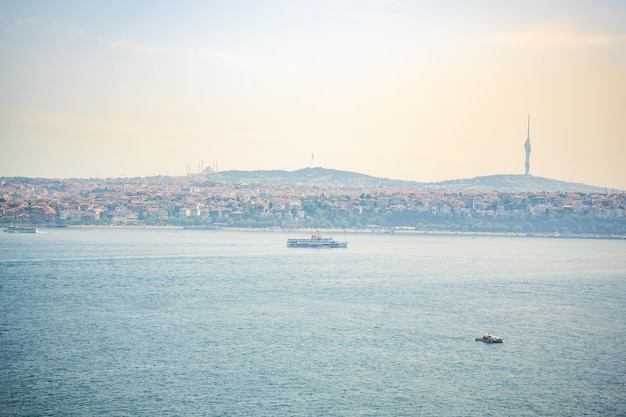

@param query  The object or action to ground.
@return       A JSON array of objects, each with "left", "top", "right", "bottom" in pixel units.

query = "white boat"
[
  {"left": 3, "top": 225, "right": 37, "bottom": 233},
  {"left": 287, "top": 232, "right": 348, "bottom": 248},
  {"left": 475, "top": 333, "right": 503, "bottom": 343}
]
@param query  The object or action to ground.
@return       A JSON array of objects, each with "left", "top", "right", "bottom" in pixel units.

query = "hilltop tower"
[{"left": 524, "top": 114, "right": 531, "bottom": 175}]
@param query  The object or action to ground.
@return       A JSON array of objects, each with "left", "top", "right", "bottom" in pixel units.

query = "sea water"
[{"left": 1, "top": 228, "right": 625, "bottom": 416}]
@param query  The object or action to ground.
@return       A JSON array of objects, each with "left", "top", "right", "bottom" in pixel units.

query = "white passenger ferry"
[
  {"left": 287, "top": 232, "right": 348, "bottom": 248},
  {"left": 3, "top": 225, "right": 38, "bottom": 233}
]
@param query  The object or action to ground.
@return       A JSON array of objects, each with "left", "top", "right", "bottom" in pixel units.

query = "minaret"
[{"left": 524, "top": 114, "right": 531, "bottom": 175}]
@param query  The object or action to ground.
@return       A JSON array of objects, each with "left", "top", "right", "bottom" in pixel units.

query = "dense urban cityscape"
[{"left": 1, "top": 172, "right": 625, "bottom": 237}]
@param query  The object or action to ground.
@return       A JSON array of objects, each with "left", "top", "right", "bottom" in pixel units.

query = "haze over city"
[{"left": 1, "top": 1, "right": 625, "bottom": 189}]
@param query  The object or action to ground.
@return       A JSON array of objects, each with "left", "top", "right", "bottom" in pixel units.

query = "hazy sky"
[{"left": 1, "top": 1, "right": 625, "bottom": 188}]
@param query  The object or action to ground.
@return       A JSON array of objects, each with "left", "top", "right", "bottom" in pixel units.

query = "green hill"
[{"left": 204, "top": 168, "right": 608, "bottom": 193}]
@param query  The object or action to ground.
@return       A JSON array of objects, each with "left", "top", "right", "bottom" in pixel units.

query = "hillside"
[
  {"left": 431, "top": 174, "right": 608, "bottom": 193},
  {"left": 204, "top": 167, "right": 421, "bottom": 188},
  {"left": 204, "top": 168, "right": 608, "bottom": 193}
]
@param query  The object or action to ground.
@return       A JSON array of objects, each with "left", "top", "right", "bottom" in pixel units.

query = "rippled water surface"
[{"left": 1, "top": 228, "right": 625, "bottom": 416}]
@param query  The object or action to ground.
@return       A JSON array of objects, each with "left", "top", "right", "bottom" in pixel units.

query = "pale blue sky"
[{"left": 1, "top": 1, "right": 625, "bottom": 188}]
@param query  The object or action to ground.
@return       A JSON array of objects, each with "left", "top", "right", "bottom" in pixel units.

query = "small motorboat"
[{"left": 475, "top": 333, "right": 503, "bottom": 343}]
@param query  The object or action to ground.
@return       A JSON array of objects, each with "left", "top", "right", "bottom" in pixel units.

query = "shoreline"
[{"left": 26, "top": 224, "right": 626, "bottom": 240}]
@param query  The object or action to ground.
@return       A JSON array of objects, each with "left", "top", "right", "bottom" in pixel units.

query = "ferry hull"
[{"left": 4, "top": 226, "right": 37, "bottom": 233}]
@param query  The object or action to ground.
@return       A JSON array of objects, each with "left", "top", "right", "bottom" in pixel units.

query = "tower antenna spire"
[{"left": 524, "top": 114, "right": 532, "bottom": 175}]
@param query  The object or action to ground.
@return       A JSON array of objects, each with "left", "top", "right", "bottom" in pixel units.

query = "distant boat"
[
  {"left": 287, "top": 232, "right": 348, "bottom": 248},
  {"left": 475, "top": 333, "right": 503, "bottom": 343},
  {"left": 4, "top": 225, "right": 37, "bottom": 233}
]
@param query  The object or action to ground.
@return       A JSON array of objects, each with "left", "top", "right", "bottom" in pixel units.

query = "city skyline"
[{"left": 1, "top": 1, "right": 625, "bottom": 189}]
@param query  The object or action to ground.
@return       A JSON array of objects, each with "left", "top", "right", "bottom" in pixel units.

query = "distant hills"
[
  {"left": 432, "top": 174, "right": 610, "bottom": 193},
  {"left": 2, "top": 168, "right": 612, "bottom": 193},
  {"left": 204, "top": 167, "right": 609, "bottom": 193},
  {"left": 205, "top": 167, "right": 413, "bottom": 188}
]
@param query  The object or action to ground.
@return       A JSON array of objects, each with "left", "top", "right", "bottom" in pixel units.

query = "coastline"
[{"left": 29, "top": 224, "right": 626, "bottom": 240}]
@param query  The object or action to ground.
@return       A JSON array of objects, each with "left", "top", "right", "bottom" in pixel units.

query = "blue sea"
[{"left": 1, "top": 228, "right": 625, "bottom": 416}]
